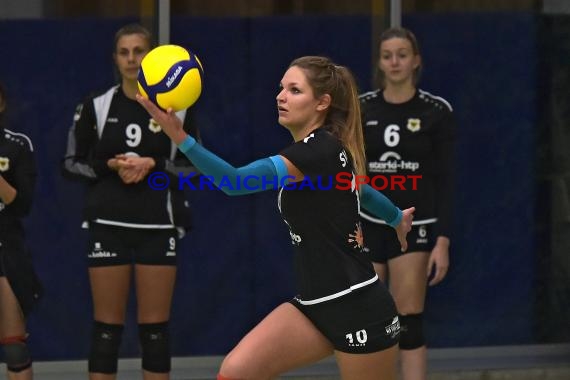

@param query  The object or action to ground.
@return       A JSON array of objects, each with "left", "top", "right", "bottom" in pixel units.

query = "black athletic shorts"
[
  {"left": 87, "top": 223, "right": 178, "bottom": 267},
  {"left": 0, "top": 237, "right": 26, "bottom": 277},
  {"left": 361, "top": 220, "right": 435, "bottom": 264},
  {"left": 290, "top": 281, "right": 400, "bottom": 353},
  {"left": 0, "top": 236, "right": 43, "bottom": 316}
]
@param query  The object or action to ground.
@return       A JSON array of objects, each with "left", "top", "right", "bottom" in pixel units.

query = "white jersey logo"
[
  {"left": 303, "top": 133, "right": 315, "bottom": 143},
  {"left": 368, "top": 151, "right": 420, "bottom": 173}
]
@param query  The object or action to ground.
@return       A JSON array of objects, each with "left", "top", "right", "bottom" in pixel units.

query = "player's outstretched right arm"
[{"left": 136, "top": 93, "right": 291, "bottom": 195}]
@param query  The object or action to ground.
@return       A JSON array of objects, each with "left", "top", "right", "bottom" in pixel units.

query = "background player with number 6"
[{"left": 359, "top": 27, "right": 456, "bottom": 380}]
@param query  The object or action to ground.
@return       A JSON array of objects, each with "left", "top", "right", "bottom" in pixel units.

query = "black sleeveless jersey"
[
  {"left": 359, "top": 89, "right": 456, "bottom": 238},
  {"left": 279, "top": 128, "right": 379, "bottom": 305},
  {"left": 63, "top": 85, "right": 199, "bottom": 229},
  {"left": 0, "top": 127, "right": 36, "bottom": 240}
]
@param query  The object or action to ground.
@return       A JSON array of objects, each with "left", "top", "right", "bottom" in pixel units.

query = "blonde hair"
[{"left": 289, "top": 56, "right": 366, "bottom": 176}]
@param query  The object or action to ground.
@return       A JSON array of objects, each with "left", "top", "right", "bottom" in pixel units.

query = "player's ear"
[
  {"left": 316, "top": 94, "right": 331, "bottom": 112},
  {"left": 413, "top": 54, "right": 421, "bottom": 70}
]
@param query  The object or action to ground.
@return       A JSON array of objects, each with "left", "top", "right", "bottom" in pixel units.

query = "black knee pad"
[
  {"left": 139, "top": 321, "right": 171, "bottom": 373},
  {"left": 1, "top": 336, "right": 31, "bottom": 373},
  {"left": 88, "top": 321, "right": 124, "bottom": 374},
  {"left": 398, "top": 313, "right": 425, "bottom": 350}
]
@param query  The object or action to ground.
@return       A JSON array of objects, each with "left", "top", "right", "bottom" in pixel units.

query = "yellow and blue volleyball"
[{"left": 137, "top": 44, "right": 204, "bottom": 111}]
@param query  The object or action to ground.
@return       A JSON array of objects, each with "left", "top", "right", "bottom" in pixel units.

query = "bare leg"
[
  {"left": 88, "top": 265, "right": 132, "bottom": 380},
  {"left": 400, "top": 346, "right": 426, "bottom": 380},
  {"left": 0, "top": 277, "right": 32, "bottom": 380},
  {"left": 335, "top": 345, "right": 398, "bottom": 380},
  {"left": 135, "top": 264, "right": 177, "bottom": 380},
  {"left": 388, "top": 252, "right": 429, "bottom": 380},
  {"left": 219, "top": 303, "right": 334, "bottom": 379}
]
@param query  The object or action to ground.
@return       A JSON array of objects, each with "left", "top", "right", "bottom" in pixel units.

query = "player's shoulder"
[
  {"left": 3, "top": 129, "right": 34, "bottom": 152},
  {"left": 74, "top": 85, "right": 120, "bottom": 118},
  {"left": 297, "top": 128, "right": 338, "bottom": 151},
  {"left": 310, "top": 129, "right": 345, "bottom": 158},
  {"left": 417, "top": 89, "right": 454, "bottom": 113},
  {"left": 76, "top": 85, "right": 120, "bottom": 108},
  {"left": 287, "top": 129, "right": 344, "bottom": 170},
  {"left": 87, "top": 85, "right": 120, "bottom": 103},
  {"left": 358, "top": 89, "right": 381, "bottom": 104}
]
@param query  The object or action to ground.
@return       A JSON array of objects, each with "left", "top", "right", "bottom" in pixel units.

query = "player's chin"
[
  {"left": 122, "top": 71, "right": 139, "bottom": 81},
  {"left": 277, "top": 115, "right": 289, "bottom": 127}
]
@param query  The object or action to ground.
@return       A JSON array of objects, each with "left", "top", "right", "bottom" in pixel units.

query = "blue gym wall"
[{"left": 0, "top": 12, "right": 537, "bottom": 360}]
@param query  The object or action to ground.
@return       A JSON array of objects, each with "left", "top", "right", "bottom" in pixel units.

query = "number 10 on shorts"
[{"left": 346, "top": 329, "right": 368, "bottom": 346}]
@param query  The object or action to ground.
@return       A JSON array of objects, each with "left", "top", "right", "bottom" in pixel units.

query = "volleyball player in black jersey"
[
  {"left": 0, "top": 82, "right": 42, "bottom": 379},
  {"left": 359, "top": 27, "right": 456, "bottom": 380},
  {"left": 137, "top": 56, "right": 414, "bottom": 380},
  {"left": 62, "top": 24, "right": 200, "bottom": 380}
]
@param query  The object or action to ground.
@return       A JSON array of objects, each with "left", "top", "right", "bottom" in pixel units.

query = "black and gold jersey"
[
  {"left": 279, "top": 128, "right": 380, "bottom": 304},
  {"left": 360, "top": 89, "right": 456, "bottom": 238},
  {"left": 63, "top": 85, "right": 199, "bottom": 230},
  {"left": 0, "top": 127, "right": 36, "bottom": 239}
]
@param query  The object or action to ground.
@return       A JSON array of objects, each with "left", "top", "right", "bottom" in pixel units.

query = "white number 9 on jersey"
[{"left": 125, "top": 124, "right": 142, "bottom": 147}]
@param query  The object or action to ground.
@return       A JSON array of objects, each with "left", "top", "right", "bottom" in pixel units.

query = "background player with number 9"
[{"left": 62, "top": 23, "right": 201, "bottom": 380}]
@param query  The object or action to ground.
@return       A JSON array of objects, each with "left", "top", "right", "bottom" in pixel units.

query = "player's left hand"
[
  {"left": 396, "top": 207, "right": 415, "bottom": 252},
  {"left": 427, "top": 237, "right": 450, "bottom": 286}
]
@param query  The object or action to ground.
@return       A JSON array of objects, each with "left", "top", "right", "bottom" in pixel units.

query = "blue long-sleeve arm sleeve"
[
  {"left": 177, "top": 135, "right": 290, "bottom": 195},
  {"left": 359, "top": 184, "right": 402, "bottom": 228}
]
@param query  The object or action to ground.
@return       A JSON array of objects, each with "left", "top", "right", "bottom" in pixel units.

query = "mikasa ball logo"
[{"left": 166, "top": 65, "right": 183, "bottom": 88}]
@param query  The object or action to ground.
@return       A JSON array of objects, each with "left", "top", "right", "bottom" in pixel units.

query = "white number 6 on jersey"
[{"left": 384, "top": 124, "right": 400, "bottom": 147}]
